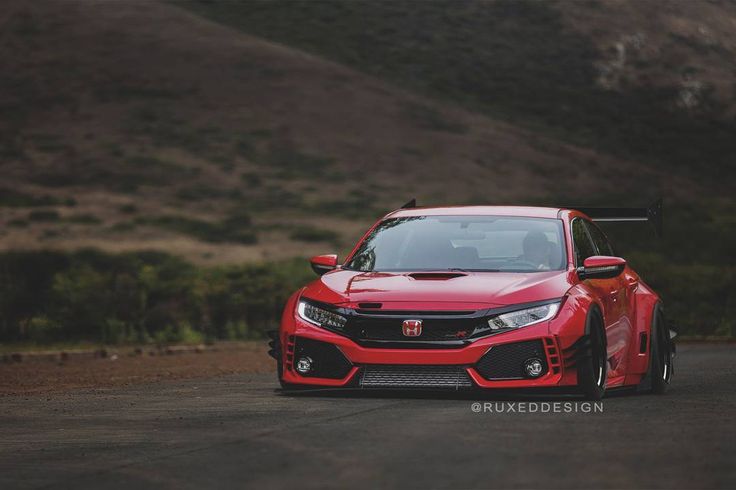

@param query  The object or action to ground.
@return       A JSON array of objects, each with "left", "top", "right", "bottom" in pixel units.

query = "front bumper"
[{"left": 280, "top": 319, "right": 570, "bottom": 390}]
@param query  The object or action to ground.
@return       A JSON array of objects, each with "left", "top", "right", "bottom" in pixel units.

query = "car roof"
[{"left": 386, "top": 206, "right": 565, "bottom": 219}]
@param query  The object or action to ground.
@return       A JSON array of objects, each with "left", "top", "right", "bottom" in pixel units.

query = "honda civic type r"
[{"left": 269, "top": 202, "right": 674, "bottom": 399}]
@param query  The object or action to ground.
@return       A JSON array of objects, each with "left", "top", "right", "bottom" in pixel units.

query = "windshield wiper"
[{"left": 448, "top": 268, "right": 501, "bottom": 273}]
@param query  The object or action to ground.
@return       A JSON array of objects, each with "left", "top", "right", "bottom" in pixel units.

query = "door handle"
[{"left": 626, "top": 278, "right": 639, "bottom": 291}]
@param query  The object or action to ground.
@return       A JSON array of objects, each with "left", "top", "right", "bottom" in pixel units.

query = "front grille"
[
  {"left": 348, "top": 316, "right": 478, "bottom": 341},
  {"left": 359, "top": 364, "right": 474, "bottom": 390},
  {"left": 300, "top": 297, "right": 563, "bottom": 350},
  {"left": 293, "top": 337, "right": 353, "bottom": 379},
  {"left": 475, "top": 340, "right": 548, "bottom": 380},
  {"left": 341, "top": 310, "right": 485, "bottom": 348}
]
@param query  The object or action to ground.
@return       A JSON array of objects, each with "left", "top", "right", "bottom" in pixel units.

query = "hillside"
[
  {"left": 0, "top": 0, "right": 733, "bottom": 339},
  {"left": 0, "top": 0, "right": 699, "bottom": 265},
  {"left": 183, "top": 0, "right": 736, "bottom": 188}
]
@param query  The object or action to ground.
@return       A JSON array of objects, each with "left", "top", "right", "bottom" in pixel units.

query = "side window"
[
  {"left": 585, "top": 221, "right": 614, "bottom": 256},
  {"left": 571, "top": 219, "right": 596, "bottom": 266}
]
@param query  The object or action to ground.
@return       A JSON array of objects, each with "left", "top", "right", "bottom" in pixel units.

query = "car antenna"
[{"left": 401, "top": 198, "right": 417, "bottom": 209}]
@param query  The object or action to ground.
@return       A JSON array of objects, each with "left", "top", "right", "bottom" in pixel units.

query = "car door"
[
  {"left": 583, "top": 220, "right": 630, "bottom": 379},
  {"left": 571, "top": 218, "right": 619, "bottom": 376}
]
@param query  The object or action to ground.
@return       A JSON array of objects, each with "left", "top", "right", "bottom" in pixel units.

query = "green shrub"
[
  {"left": 0, "top": 250, "right": 315, "bottom": 345},
  {"left": 67, "top": 214, "right": 101, "bottom": 225},
  {"left": 28, "top": 210, "right": 61, "bottom": 222},
  {"left": 8, "top": 218, "right": 28, "bottom": 228},
  {"left": 26, "top": 316, "right": 63, "bottom": 343},
  {"left": 0, "top": 188, "right": 62, "bottom": 207},
  {"left": 138, "top": 214, "right": 258, "bottom": 244},
  {"left": 118, "top": 203, "right": 138, "bottom": 214},
  {"left": 289, "top": 225, "right": 340, "bottom": 245}
]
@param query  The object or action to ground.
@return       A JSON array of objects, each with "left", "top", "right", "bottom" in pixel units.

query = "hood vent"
[
  {"left": 358, "top": 302, "right": 382, "bottom": 309},
  {"left": 408, "top": 272, "right": 467, "bottom": 280}
]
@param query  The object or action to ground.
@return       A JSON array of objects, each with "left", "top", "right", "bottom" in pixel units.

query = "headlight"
[
  {"left": 297, "top": 301, "right": 347, "bottom": 330},
  {"left": 488, "top": 302, "right": 560, "bottom": 331}
]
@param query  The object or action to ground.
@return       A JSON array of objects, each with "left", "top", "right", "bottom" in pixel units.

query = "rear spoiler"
[{"left": 569, "top": 198, "right": 663, "bottom": 237}]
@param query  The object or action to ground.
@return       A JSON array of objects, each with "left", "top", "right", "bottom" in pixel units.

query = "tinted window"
[
  {"left": 572, "top": 219, "right": 596, "bottom": 266},
  {"left": 585, "top": 221, "right": 614, "bottom": 256},
  {"left": 346, "top": 216, "right": 566, "bottom": 272}
]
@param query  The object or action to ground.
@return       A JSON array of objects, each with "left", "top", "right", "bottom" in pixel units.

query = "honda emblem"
[{"left": 402, "top": 319, "right": 423, "bottom": 337}]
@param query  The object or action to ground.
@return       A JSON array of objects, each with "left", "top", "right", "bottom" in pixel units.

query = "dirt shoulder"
[{"left": 0, "top": 342, "right": 274, "bottom": 396}]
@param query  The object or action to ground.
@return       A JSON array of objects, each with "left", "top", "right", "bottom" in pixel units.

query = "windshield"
[{"left": 346, "top": 215, "right": 566, "bottom": 272}]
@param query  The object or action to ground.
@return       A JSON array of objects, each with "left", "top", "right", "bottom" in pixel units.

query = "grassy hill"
[
  {"left": 183, "top": 0, "right": 736, "bottom": 185},
  {"left": 0, "top": 0, "right": 733, "bottom": 341},
  {"left": 1, "top": 0, "right": 703, "bottom": 263}
]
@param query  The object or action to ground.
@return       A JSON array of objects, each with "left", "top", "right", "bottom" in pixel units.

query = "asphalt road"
[{"left": 1, "top": 344, "right": 734, "bottom": 490}]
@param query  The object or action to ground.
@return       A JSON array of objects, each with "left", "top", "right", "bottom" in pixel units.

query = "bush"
[
  {"left": 0, "top": 250, "right": 314, "bottom": 345},
  {"left": 0, "top": 188, "right": 62, "bottom": 207},
  {"left": 26, "top": 316, "right": 63, "bottom": 343},
  {"left": 67, "top": 214, "right": 101, "bottom": 225},
  {"left": 138, "top": 214, "right": 258, "bottom": 244},
  {"left": 28, "top": 210, "right": 61, "bottom": 222},
  {"left": 289, "top": 225, "right": 340, "bottom": 244}
]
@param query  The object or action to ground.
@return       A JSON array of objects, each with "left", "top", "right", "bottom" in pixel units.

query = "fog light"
[
  {"left": 524, "top": 358, "right": 544, "bottom": 378},
  {"left": 296, "top": 356, "right": 313, "bottom": 374}
]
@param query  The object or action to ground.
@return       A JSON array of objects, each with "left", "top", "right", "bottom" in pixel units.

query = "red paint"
[{"left": 278, "top": 206, "right": 661, "bottom": 393}]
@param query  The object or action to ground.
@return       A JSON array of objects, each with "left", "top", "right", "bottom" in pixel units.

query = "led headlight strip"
[
  {"left": 298, "top": 301, "right": 347, "bottom": 330},
  {"left": 488, "top": 302, "right": 560, "bottom": 331}
]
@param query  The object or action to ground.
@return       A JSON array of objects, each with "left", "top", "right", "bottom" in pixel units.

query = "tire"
[
  {"left": 577, "top": 308, "right": 607, "bottom": 400},
  {"left": 649, "top": 306, "right": 673, "bottom": 394}
]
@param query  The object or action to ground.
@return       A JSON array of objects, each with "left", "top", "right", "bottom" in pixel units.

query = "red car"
[{"left": 269, "top": 201, "right": 674, "bottom": 399}]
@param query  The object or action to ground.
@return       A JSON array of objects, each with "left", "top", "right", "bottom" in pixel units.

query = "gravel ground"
[{"left": 0, "top": 342, "right": 271, "bottom": 396}]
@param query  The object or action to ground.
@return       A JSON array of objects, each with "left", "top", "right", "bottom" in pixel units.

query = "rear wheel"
[
  {"left": 577, "top": 308, "right": 607, "bottom": 400},
  {"left": 649, "top": 306, "right": 673, "bottom": 394}
]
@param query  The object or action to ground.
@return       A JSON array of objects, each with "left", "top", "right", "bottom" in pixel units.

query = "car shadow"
[{"left": 275, "top": 386, "right": 597, "bottom": 402}]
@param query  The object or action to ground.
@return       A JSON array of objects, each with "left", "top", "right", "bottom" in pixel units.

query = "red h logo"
[{"left": 402, "top": 319, "right": 423, "bottom": 337}]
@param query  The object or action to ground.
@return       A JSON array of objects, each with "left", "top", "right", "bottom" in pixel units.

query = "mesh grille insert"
[
  {"left": 293, "top": 337, "right": 352, "bottom": 379},
  {"left": 475, "top": 340, "right": 548, "bottom": 380},
  {"left": 359, "top": 364, "right": 474, "bottom": 390}
]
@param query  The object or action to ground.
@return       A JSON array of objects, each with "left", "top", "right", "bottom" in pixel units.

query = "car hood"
[{"left": 302, "top": 269, "right": 572, "bottom": 309}]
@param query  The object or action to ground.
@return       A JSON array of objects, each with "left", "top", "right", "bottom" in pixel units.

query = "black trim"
[
  {"left": 356, "top": 339, "right": 471, "bottom": 349},
  {"left": 475, "top": 339, "right": 548, "bottom": 380},
  {"left": 267, "top": 329, "right": 280, "bottom": 360},
  {"left": 400, "top": 198, "right": 417, "bottom": 209},
  {"left": 568, "top": 198, "right": 663, "bottom": 237},
  {"left": 299, "top": 297, "right": 562, "bottom": 348},
  {"left": 293, "top": 337, "right": 353, "bottom": 379}
]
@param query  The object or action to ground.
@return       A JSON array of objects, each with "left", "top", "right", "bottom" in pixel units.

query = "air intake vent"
[
  {"left": 359, "top": 365, "right": 473, "bottom": 390},
  {"left": 475, "top": 340, "right": 548, "bottom": 380},
  {"left": 358, "top": 302, "right": 382, "bottom": 309},
  {"left": 408, "top": 272, "right": 466, "bottom": 280},
  {"left": 639, "top": 332, "right": 648, "bottom": 354}
]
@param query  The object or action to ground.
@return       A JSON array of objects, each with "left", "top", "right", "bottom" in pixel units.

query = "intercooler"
[{"left": 358, "top": 364, "right": 474, "bottom": 390}]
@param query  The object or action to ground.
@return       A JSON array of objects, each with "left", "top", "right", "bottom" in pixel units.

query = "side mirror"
[
  {"left": 310, "top": 254, "right": 338, "bottom": 276},
  {"left": 579, "top": 256, "right": 626, "bottom": 280}
]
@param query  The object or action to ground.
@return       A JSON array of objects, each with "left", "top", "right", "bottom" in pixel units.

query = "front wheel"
[{"left": 577, "top": 308, "right": 607, "bottom": 400}]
